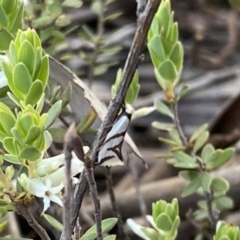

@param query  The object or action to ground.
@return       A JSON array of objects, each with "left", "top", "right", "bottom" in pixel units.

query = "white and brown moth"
[{"left": 96, "top": 104, "right": 134, "bottom": 167}]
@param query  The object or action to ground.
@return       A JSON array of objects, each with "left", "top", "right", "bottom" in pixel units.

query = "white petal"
[
  {"left": 45, "top": 178, "right": 52, "bottom": 189},
  {"left": 127, "top": 219, "right": 152, "bottom": 240},
  {"left": 50, "top": 183, "right": 64, "bottom": 195},
  {"left": 47, "top": 159, "right": 83, "bottom": 187},
  {"left": 28, "top": 179, "right": 46, "bottom": 197},
  {"left": 71, "top": 158, "right": 84, "bottom": 176},
  {"left": 39, "top": 153, "right": 65, "bottom": 167},
  {"left": 49, "top": 194, "right": 63, "bottom": 207},
  {"left": 42, "top": 197, "right": 51, "bottom": 213}
]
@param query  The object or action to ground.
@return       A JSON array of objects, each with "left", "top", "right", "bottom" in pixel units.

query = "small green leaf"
[
  {"left": 201, "top": 172, "right": 211, "bottom": 191},
  {"left": 24, "top": 126, "right": 42, "bottom": 144},
  {"left": 43, "top": 214, "right": 63, "bottom": 232},
  {"left": 16, "top": 165, "right": 28, "bottom": 192},
  {"left": 25, "top": 80, "right": 44, "bottom": 106},
  {"left": 169, "top": 129, "right": 182, "bottom": 145},
  {"left": 179, "top": 170, "right": 200, "bottom": 181},
  {"left": 152, "top": 121, "right": 175, "bottom": 131},
  {"left": 13, "top": 63, "right": 32, "bottom": 96},
  {"left": 170, "top": 217, "right": 180, "bottom": 237},
  {"left": 154, "top": 99, "right": 173, "bottom": 118},
  {"left": 44, "top": 100, "right": 62, "bottom": 130},
  {"left": 178, "top": 84, "right": 189, "bottom": 100},
  {"left": 0, "top": 27, "right": 14, "bottom": 51},
  {"left": 169, "top": 42, "right": 183, "bottom": 71},
  {"left": 215, "top": 196, "right": 234, "bottom": 210},
  {"left": 18, "top": 114, "right": 34, "bottom": 135},
  {"left": 201, "top": 144, "right": 214, "bottom": 162},
  {"left": 190, "top": 124, "right": 208, "bottom": 143},
  {"left": 174, "top": 162, "right": 198, "bottom": 169},
  {"left": 37, "top": 55, "right": 49, "bottom": 87},
  {"left": 211, "top": 178, "right": 229, "bottom": 196},
  {"left": 3, "top": 154, "right": 20, "bottom": 164},
  {"left": 157, "top": 5, "right": 171, "bottom": 38},
  {"left": 0, "top": 110, "right": 15, "bottom": 135},
  {"left": 3, "top": 137, "right": 16, "bottom": 155},
  {"left": 158, "top": 60, "right": 177, "bottom": 82},
  {"left": 155, "top": 213, "right": 172, "bottom": 231},
  {"left": 81, "top": 218, "right": 118, "bottom": 240},
  {"left": 173, "top": 151, "right": 196, "bottom": 163},
  {"left": 206, "top": 148, "right": 235, "bottom": 170},
  {"left": 148, "top": 35, "right": 165, "bottom": 67},
  {"left": 19, "top": 147, "right": 42, "bottom": 161},
  {"left": 193, "top": 131, "right": 209, "bottom": 153},
  {"left": 181, "top": 175, "right": 201, "bottom": 197},
  {"left": 17, "top": 40, "right": 35, "bottom": 76}
]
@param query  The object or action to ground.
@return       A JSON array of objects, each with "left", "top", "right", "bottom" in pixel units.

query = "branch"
[
  {"left": 85, "top": 156, "right": 102, "bottom": 240},
  {"left": 16, "top": 204, "right": 51, "bottom": 240},
  {"left": 70, "top": 0, "right": 160, "bottom": 232},
  {"left": 60, "top": 128, "right": 74, "bottom": 240}
]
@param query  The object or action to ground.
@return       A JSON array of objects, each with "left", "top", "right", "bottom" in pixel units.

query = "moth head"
[{"left": 125, "top": 104, "right": 134, "bottom": 115}]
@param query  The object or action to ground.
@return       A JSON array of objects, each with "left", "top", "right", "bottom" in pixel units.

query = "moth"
[{"left": 96, "top": 104, "right": 135, "bottom": 167}]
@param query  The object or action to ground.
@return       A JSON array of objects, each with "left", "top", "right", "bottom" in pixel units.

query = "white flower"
[
  {"left": 35, "top": 146, "right": 89, "bottom": 186},
  {"left": 27, "top": 177, "right": 64, "bottom": 214}
]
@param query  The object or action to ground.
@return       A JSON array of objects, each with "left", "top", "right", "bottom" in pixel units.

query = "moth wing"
[
  {"left": 104, "top": 115, "right": 130, "bottom": 143},
  {"left": 97, "top": 145, "right": 124, "bottom": 166}
]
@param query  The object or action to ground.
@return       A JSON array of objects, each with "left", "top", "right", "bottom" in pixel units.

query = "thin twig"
[
  {"left": 71, "top": 169, "right": 88, "bottom": 230},
  {"left": 171, "top": 103, "right": 188, "bottom": 147},
  {"left": 16, "top": 204, "right": 51, "bottom": 240},
  {"left": 85, "top": 156, "right": 102, "bottom": 240},
  {"left": 60, "top": 148, "right": 73, "bottom": 240},
  {"left": 88, "top": 0, "right": 106, "bottom": 88},
  {"left": 104, "top": 167, "right": 128, "bottom": 240},
  {"left": 171, "top": 101, "right": 217, "bottom": 231},
  {"left": 70, "top": 0, "right": 160, "bottom": 232},
  {"left": 129, "top": 160, "right": 148, "bottom": 227}
]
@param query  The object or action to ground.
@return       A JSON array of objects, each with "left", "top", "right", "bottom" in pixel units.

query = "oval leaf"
[
  {"left": 44, "top": 100, "right": 62, "bottom": 130},
  {"left": 43, "top": 214, "right": 63, "bottom": 232},
  {"left": 19, "top": 147, "right": 42, "bottom": 161}
]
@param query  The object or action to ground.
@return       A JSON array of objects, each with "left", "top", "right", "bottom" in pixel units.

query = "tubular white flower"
[{"left": 35, "top": 146, "right": 90, "bottom": 186}]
